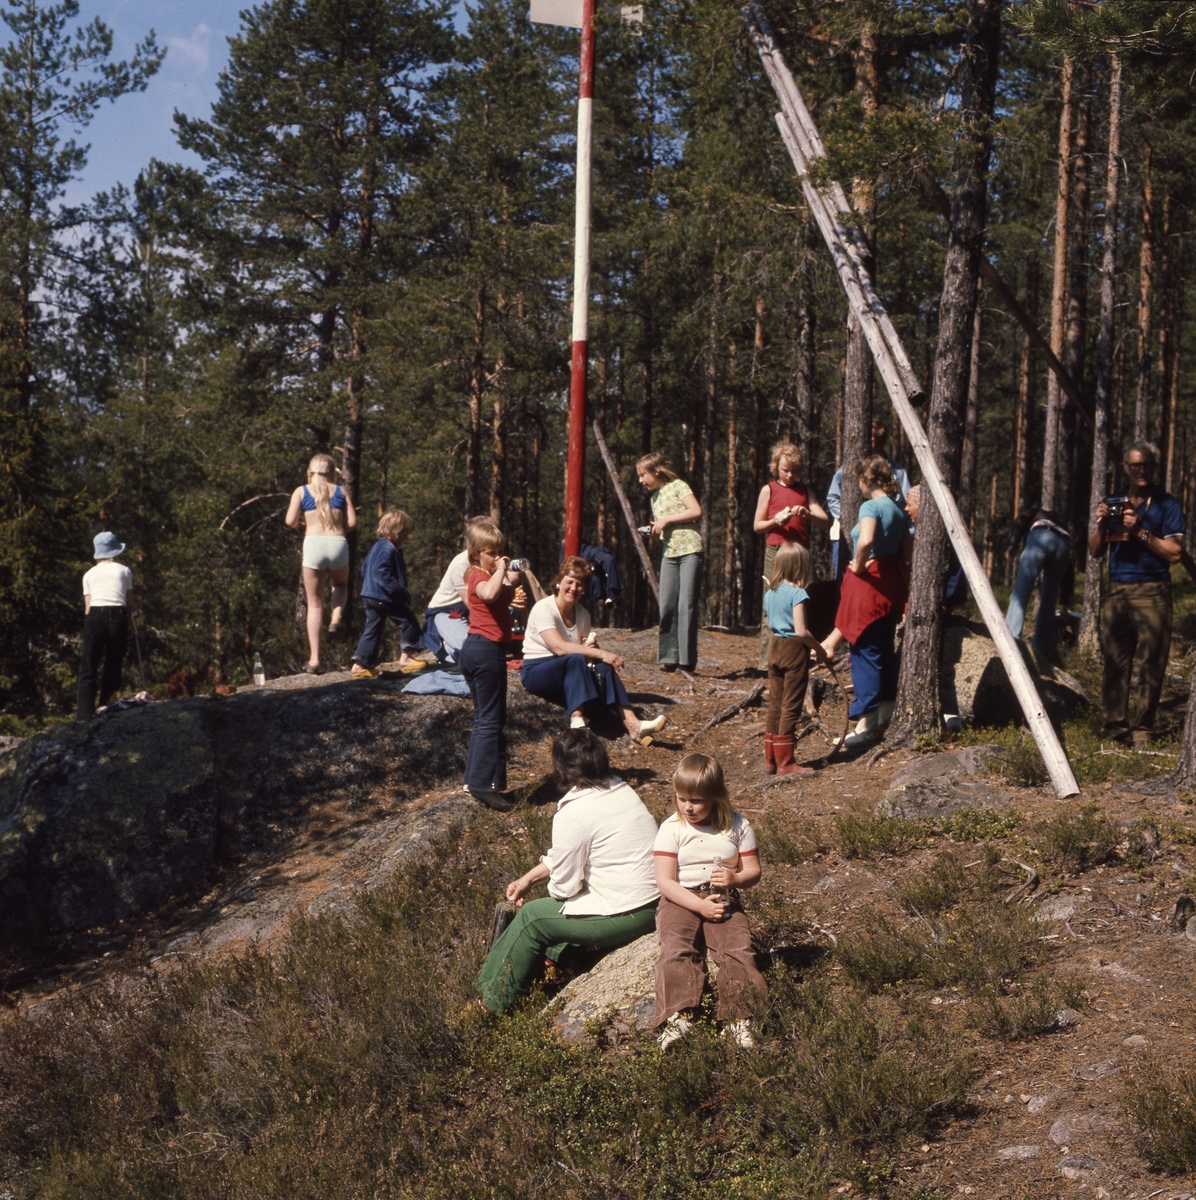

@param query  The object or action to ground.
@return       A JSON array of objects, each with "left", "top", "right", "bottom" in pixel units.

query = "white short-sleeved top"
[
  {"left": 653, "top": 811, "right": 758, "bottom": 889},
  {"left": 522, "top": 595, "right": 592, "bottom": 661},
  {"left": 427, "top": 550, "right": 469, "bottom": 610},
  {"left": 83, "top": 560, "right": 133, "bottom": 607}
]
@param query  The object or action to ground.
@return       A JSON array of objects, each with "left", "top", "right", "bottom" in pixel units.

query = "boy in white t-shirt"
[{"left": 76, "top": 531, "right": 134, "bottom": 719}]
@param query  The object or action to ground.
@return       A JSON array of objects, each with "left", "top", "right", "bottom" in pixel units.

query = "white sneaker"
[
  {"left": 634, "top": 714, "right": 667, "bottom": 744},
  {"left": 657, "top": 1014, "right": 692, "bottom": 1050},
  {"left": 569, "top": 714, "right": 588, "bottom": 729},
  {"left": 876, "top": 700, "right": 895, "bottom": 729},
  {"left": 722, "top": 1019, "right": 755, "bottom": 1049}
]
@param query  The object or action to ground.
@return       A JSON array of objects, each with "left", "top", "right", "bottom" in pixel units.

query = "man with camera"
[{"left": 1088, "top": 441, "right": 1186, "bottom": 748}]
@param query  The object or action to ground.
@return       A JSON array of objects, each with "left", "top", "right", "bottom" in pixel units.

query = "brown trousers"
[
  {"left": 1100, "top": 580, "right": 1172, "bottom": 737},
  {"left": 766, "top": 635, "right": 810, "bottom": 736},
  {"left": 654, "top": 895, "right": 769, "bottom": 1026}
]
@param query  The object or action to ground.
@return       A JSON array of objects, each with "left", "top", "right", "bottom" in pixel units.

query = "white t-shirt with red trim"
[{"left": 652, "top": 810, "right": 758, "bottom": 888}]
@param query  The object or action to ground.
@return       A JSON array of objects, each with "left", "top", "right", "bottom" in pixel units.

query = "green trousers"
[{"left": 475, "top": 896, "right": 658, "bottom": 1015}]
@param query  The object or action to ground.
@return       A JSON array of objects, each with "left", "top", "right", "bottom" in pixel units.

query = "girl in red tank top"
[{"left": 752, "top": 442, "right": 831, "bottom": 547}]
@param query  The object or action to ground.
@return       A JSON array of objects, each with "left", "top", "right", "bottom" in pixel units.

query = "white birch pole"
[{"left": 744, "top": 3, "right": 1079, "bottom": 798}]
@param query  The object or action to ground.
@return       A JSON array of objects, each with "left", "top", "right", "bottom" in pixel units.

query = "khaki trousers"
[
  {"left": 1100, "top": 580, "right": 1172, "bottom": 738},
  {"left": 654, "top": 895, "right": 768, "bottom": 1026}
]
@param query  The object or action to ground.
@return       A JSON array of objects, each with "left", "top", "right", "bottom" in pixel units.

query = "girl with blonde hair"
[
  {"left": 753, "top": 441, "right": 830, "bottom": 669},
  {"left": 285, "top": 453, "right": 358, "bottom": 673},
  {"left": 652, "top": 753, "right": 767, "bottom": 1050},
  {"left": 637, "top": 451, "right": 703, "bottom": 672}
]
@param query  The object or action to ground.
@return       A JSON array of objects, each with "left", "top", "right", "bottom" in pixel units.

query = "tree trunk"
[
  {"left": 1164, "top": 236, "right": 1185, "bottom": 491},
  {"left": 1062, "top": 74, "right": 1092, "bottom": 534},
  {"left": 1012, "top": 258, "right": 1040, "bottom": 516},
  {"left": 749, "top": 296, "right": 767, "bottom": 629},
  {"left": 795, "top": 221, "right": 818, "bottom": 482},
  {"left": 839, "top": 25, "right": 879, "bottom": 575},
  {"left": 377, "top": 427, "right": 390, "bottom": 517},
  {"left": 723, "top": 342, "right": 740, "bottom": 628},
  {"left": 890, "top": 0, "right": 1003, "bottom": 742},
  {"left": 1154, "top": 192, "right": 1175, "bottom": 457},
  {"left": 1040, "top": 56, "right": 1074, "bottom": 513},
  {"left": 490, "top": 385, "right": 505, "bottom": 528},
  {"left": 1079, "top": 53, "right": 1122, "bottom": 655},
  {"left": 466, "top": 279, "right": 486, "bottom": 519},
  {"left": 1133, "top": 145, "right": 1154, "bottom": 442},
  {"left": 960, "top": 279, "right": 983, "bottom": 531},
  {"left": 515, "top": 393, "right": 528, "bottom": 550},
  {"left": 597, "top": 355, "right": 608, "bottom": 546},
  {"left": 700, "top": 275, "right": 720, "bottom": 560}
]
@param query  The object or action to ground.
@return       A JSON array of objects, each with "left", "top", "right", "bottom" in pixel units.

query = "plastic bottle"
[
  {"left": 508, "top": 557, "right": 530, "bottom": 572},
  {"left": 253, "top": 652, "right": 266, "bottom": 687},
  {"left": 711, "top": 854, "right": 726, "bottom": 898}
]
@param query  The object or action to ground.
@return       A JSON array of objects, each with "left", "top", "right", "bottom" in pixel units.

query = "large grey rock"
[
  {"left": 878, "top": 747, "right": 1004, "bottom": 818},
  {"left": 552, "top": 932, "right": 660, "bottom": 1042},
  {"left": 940, "top": 620, "right": 1090, "bottom": 726},
  {"left": 0, "top": 701, "right": 217, "bottom": 939},
  {"left": 0, "top": 677, "right": 562, "bottom": 944}
]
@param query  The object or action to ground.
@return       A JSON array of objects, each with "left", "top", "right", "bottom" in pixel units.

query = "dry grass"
[{"left": 0, "top": 817, "right": 974, "bottom": 1200}]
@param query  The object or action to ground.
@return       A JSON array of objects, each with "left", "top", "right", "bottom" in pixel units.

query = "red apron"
[{"left": 834, "top": 556, "right": 908, "bottom": 644}]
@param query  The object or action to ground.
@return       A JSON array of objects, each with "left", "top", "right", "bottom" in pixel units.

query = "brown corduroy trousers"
[{"left": 653, "top": 895, "right": 768, "bottom": 1026}]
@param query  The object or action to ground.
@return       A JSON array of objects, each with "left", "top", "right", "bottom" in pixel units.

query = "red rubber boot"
[{"left": 764, "top": 732, "right": 777, "bottom": 775}]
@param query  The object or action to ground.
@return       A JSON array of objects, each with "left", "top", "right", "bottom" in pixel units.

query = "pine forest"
[{"left": 2, "top": 0, "right": 1194, "bottom": 730}]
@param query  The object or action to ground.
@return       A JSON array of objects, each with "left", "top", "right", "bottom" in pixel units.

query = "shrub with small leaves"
[{"left": 1035, "top": 803, "right": 1117, "bottom": 873}]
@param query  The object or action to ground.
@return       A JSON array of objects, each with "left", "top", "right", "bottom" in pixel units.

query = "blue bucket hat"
[{"left": 93, "top": 531, "right": 126, "bottom": 559}]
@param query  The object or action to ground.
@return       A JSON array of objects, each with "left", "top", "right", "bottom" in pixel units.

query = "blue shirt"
[
  {"left": 360, "top": 538, "right": 410, "bottom": 605},
  {"left": 827, "top": 461, "right": 910, "bottom": 521},
  {"left": 301, "top": 485, "right": 346, "bottom": 512},
  {"left": 852, "top": 495, "right": 909, "bottom": 559},
  {"left": 1108, "top": 489, "right": 1186, "bottom": 583},
  {"left": 764, "top": 582, "right": 810, "bottom": 637}
]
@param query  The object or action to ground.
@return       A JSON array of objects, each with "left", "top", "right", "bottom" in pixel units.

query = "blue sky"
[{"left": 63, "top": 1, "right": 234, "bottom": 207}]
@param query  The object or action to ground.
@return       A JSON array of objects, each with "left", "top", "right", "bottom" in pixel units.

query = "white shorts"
[{"left": 302, "top": 535, "right": 349, "bottom": 572}]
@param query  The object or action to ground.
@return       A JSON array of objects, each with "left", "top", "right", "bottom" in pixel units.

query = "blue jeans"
[
  {"left": 459, "top": 634, "right": 508, "bottom": 794},
  {"left": 352, "top": 597, "right": 423, "bottom": 667},
  {"left": 848, "top": 614, "right": 900, "bottom": 718},
  {"left": 658, "top": 553, "right": 701, "bottom": 669},
  {"left": 521, "top": 654, "right": 632, "bottom": 719},
  {"left": 1005, "top": 526, "right": 1071, "bottom": 652}
]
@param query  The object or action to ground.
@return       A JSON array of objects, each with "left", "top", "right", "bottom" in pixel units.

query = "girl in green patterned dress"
[{"left": 637, "top": 452, "right": 704, "bottom": 672}]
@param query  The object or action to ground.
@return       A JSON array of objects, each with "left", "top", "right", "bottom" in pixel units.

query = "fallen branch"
[
  {"left": 687, "top": 681, "right": 765, "bottom": 744},
  {"left": 1003, "top": 858, "right": 1039, "bottom": 905},
  {"left": 865, "top": 744, "right": 891, "bottom": 769}
]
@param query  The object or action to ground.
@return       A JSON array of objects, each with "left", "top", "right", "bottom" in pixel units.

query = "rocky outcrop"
[
  {"left": 940, "top": 620, "right": 1090, "bottom": 726},
  {"left": 0, "top": 674, "right": 560, "bottom": 944},
  {"left": 877, "top": 747, "right": 1003, "bottom": 819},
  {"left": 551, "top": 932, "right": 660, "bottom": 1042}
]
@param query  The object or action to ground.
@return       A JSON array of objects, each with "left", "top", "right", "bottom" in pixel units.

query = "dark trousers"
[
  {"left": 848, "top": 613, "right": 900, "bottom": 718},
  {"left": 76, "top": 607, "right": 128, "bottom": 719},
  {"left": 459, "top": 633, "right": 508, "bottom": 794},
  {"left": 352, "top": 597, "right": 423, "bottom": 667},
  {"left": 654, "top": 895, "right": 768, "bottom": 1026},
  {"left": 766, "top": 636, "right": 810, "bottom": 736},
  {"left": 1101, "top": 580, "right": 1172, "bottom": 738},
  {"left": 520, "top": 654, "right": 631, "bottom": 719}
]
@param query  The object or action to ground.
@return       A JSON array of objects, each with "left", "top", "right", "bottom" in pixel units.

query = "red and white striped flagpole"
[{"left": 563, "top": 0, "right": 596, "bottom": 558}]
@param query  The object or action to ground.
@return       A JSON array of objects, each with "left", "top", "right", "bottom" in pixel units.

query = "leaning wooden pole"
[
  {"left": 743, "top": 3, "right": 1079, "bottom": 798},
  {"left": 592, "top": 418, "right": 660, "bottom": 604}
]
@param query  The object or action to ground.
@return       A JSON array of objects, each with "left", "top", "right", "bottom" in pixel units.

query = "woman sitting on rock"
[
  {"left": 520, "top": 557, "right": 666, "bottom": 745},
  {"left": 474, "top": 729, "right": 660, "bottom": 1016}
]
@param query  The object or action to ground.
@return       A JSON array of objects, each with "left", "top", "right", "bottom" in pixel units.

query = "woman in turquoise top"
[
  {"left": 827, "top": 454, "right": 912, "bottom": 748},
  {"left": 637, "top": 451, "right": 703, "bottom": 671}
]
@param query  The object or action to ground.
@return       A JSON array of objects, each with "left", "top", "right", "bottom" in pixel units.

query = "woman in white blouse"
[
  {"left": 520, "top": 557, "right": 666, "bottom": 744},
  {"left": 474, "top": 729, "right": 660, "bottom": 1015}
]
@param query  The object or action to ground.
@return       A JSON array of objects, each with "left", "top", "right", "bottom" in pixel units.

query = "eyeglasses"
[{"left": 1124, "top": 460, "right": 1153, "bottom": 473}]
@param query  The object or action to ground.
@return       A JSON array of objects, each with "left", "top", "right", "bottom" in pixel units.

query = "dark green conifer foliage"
[{"left": 0, "top": 0, "right": 161, "bottom": 719}]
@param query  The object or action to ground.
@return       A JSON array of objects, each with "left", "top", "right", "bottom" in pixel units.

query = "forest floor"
[{"left": 3, "top": 628, "right": 1196, "bottom": 1197}]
